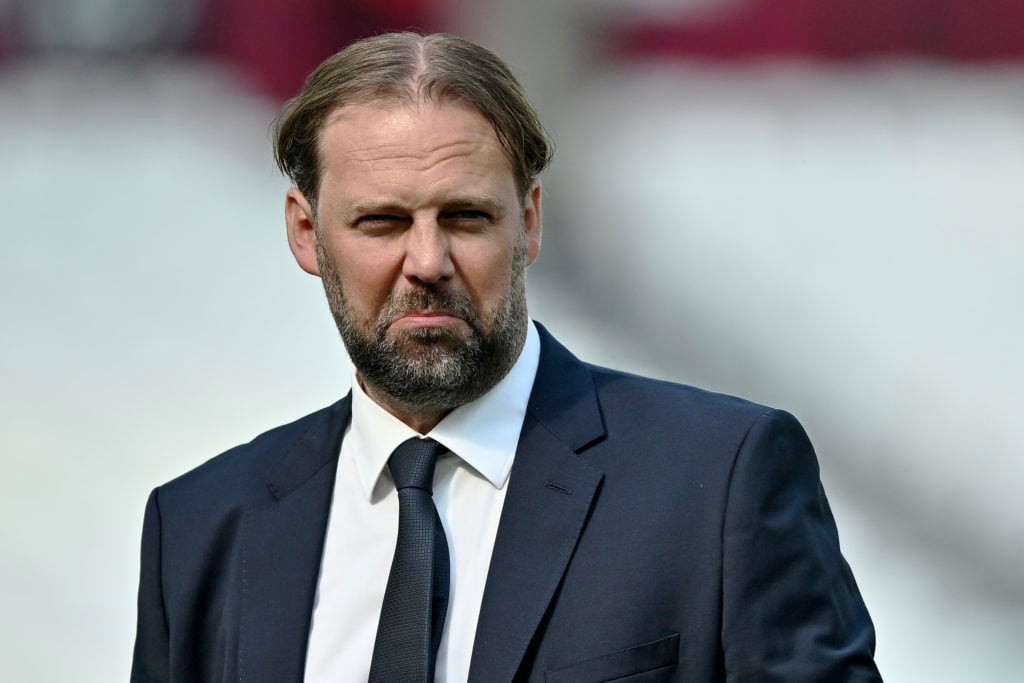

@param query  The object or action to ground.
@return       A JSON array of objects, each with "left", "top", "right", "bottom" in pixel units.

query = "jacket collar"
[
  {"left": 468, "top": 323, "right": 607, "bottom": 681},
  {"left": 237, "top": 395, "right": 351, "bottom": 682},
  {"left": 237, "top": 324, "right": 607, "bottom": 682}
]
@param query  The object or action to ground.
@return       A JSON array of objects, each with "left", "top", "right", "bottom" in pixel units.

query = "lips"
[
  {"left": 380, "top": 288, "right": 478, "bottom": 333},
  {"left": 391, "top": 310, "right": 466, "bottom": 328},
  {"left": 401, "top": 309, "right": 460, "bottom": 318}
]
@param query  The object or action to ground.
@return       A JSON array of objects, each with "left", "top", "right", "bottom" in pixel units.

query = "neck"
[{"left": 358, "top": 374, "right": 449, "bottom": 434}]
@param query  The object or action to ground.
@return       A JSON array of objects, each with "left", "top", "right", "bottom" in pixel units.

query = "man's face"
[{"left": 286, "top": 100, "right": 542, "bottom": 416}]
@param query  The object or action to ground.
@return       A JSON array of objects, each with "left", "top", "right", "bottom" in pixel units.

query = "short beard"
[{"left": 316, "top": 235, "right": 529, "bottom": 415}]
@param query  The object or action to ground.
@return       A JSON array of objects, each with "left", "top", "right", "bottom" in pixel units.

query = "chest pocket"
[{"left": 545, "top": 633, "right": 679, "bottom": 682}]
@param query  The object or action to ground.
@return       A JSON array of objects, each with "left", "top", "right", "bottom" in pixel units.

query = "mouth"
[{"left": 390, "top": 310, "right": 467, "bottom": 330}]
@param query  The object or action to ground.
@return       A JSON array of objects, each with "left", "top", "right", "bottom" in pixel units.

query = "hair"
[{"left": 272, "top": 32, "right": 553, "bottom": 213}]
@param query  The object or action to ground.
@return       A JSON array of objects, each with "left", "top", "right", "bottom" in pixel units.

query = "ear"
[
  {"left": 285, "top": 188, "right": 320, "bottom": 276},
  {"left": 523, "top": 180, "right": 542, "bottom": 265}
]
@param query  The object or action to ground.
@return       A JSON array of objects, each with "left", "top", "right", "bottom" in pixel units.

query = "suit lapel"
[
  {"left": 236, "top": 397, "right": 350, "bottom": 683},
  {"left": 231, "top": 326, "right": 602, "bottom": 682},
  {"left": 469, "top": 325, "right": 607, "bottom": 682}
]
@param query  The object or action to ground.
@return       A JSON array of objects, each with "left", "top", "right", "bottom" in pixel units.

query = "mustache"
[{"left": 377, "top": 285, "right": 481, "bottom": 332}]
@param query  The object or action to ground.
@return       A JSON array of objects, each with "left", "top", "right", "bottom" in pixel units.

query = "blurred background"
[{"left": 1, "top": 0, "right": 1021, "bottom": 680}]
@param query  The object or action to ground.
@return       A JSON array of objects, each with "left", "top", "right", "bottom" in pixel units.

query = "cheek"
[
  {"left": 330, "top": 231, "right": 402, "bottom": 283},
  {"left": 351, "top": 272, "right": 397, "bottom": 318},
  {"left": 327, "top": 249, "right": 399, "bottom": 319},
  {"left": 460, "top": 244, "right": 519, "bottom": 308}
]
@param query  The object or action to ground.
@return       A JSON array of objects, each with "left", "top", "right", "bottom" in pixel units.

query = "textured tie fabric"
[{"left": 369, "top": 437, "right": 450, "bottom": 682}]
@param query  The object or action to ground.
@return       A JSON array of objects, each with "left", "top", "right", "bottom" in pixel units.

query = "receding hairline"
[
  {"left": 319, "top": 88, "right": 483, "bottom": 127},
  {"left": 273, "top": 31, "right": 553, "bottom": 213},
  {"left": 313, "top": 92, "right": 530, "bottom": 206}
]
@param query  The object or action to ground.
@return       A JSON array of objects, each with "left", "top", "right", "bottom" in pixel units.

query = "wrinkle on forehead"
[
  {"left": 320, "top": 101, "right": 508, "bottom": 174},
  {"left": 350, "top": 136, "right": 492, "bottom": 170},
  {"left": 315, "top": 99, "right": 520, "bottom": 216}
]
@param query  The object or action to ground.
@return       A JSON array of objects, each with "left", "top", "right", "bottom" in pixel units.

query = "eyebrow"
[
  {"left": 349, "top": 195, "right": 509, "bottom": 216},
  {"left": 442, "top": 196, "right": 508, "bottom": 215},
  {"left": 349, "top": 201, "right": 408, "bottom": 216}
]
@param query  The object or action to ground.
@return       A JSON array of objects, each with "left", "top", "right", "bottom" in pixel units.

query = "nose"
[{"left": 402, "top": 218, "right": 455, "bottom": 284}]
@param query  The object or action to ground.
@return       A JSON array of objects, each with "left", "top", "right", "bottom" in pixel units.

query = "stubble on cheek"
[{"left": 314, "top": 225, "right": 530, "bottom": 413}]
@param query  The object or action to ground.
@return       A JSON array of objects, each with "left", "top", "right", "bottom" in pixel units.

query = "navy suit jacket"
[{"left": 131, "top": 324, "right": 880, "bottom": 682}]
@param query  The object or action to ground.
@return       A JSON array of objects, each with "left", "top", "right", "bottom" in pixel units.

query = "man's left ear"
[
  {"left": 285, "top": 187, "right": 320, "bottom": 276},
  {"left": 523, "top": 180, "right": 542, "bottom": 265}
]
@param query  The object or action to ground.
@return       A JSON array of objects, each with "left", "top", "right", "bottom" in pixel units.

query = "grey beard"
[{"left": 318, "top": 238, "right": 529, "bottom": 414}]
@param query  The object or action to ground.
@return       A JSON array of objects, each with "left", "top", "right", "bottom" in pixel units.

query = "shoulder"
[
  {"left": 155, "top": 398, "right": 350, "bottom": 513},
  {"left": 534, "top": 321, "right": 778, "bottom": 432},
  {"left": 585, "top": 362, "right": 781, "bottom": 436},
  {"left": 579, "top": 363, "right": 818, "bottom": 495},
  {"left": 531, "top": 322, "right": 795, "bottom": 457}
]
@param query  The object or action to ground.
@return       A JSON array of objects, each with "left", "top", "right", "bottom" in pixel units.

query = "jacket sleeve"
[
  {"left": 721, "top": 409, "right": 882, "bottom": 682},
  {"left": 131, "top": 488, "right": 170, "bottom": 683}
]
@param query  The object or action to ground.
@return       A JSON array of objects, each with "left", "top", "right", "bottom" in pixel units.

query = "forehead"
[{"left": 317, "top": 99, "right": 513, "bottom": 193}]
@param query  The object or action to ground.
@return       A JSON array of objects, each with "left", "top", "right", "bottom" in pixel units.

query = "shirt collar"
[{"left": 349, "top": 320, "right": 541, "bottom": 500}]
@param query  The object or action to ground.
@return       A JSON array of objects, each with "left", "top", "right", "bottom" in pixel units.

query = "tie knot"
[{"left": 388, "top": 437, "right": 444, "bottom": 493}]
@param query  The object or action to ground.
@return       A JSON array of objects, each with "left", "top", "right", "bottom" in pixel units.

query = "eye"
[
  {"left": 442, "top": 210, "right": 492, "bottom": 227},
  {"left": 355, "top": 214, "right": 409, "bottom": 233}
]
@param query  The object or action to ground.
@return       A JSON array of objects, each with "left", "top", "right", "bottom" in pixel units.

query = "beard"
[{"left": 316, "top": 235, "right": 529, "bottom": 414}]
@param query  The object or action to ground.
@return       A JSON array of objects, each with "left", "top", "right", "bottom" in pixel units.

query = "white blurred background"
[{"left": 1, "top": 1, "right": 1021, "bottom": 680}]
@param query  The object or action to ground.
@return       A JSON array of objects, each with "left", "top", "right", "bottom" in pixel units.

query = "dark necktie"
[{"left": 369, "top": 437, "right": 450, "bottom": 682}]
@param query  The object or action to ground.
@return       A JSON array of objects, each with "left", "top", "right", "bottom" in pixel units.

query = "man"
[{"left": 131, "top": 32, "right": 880, "bottom": 682}]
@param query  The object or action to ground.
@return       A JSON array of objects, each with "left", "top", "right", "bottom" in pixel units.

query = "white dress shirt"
[{"left": 304, "top": 321, "right": 541, "bottom": 682}]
